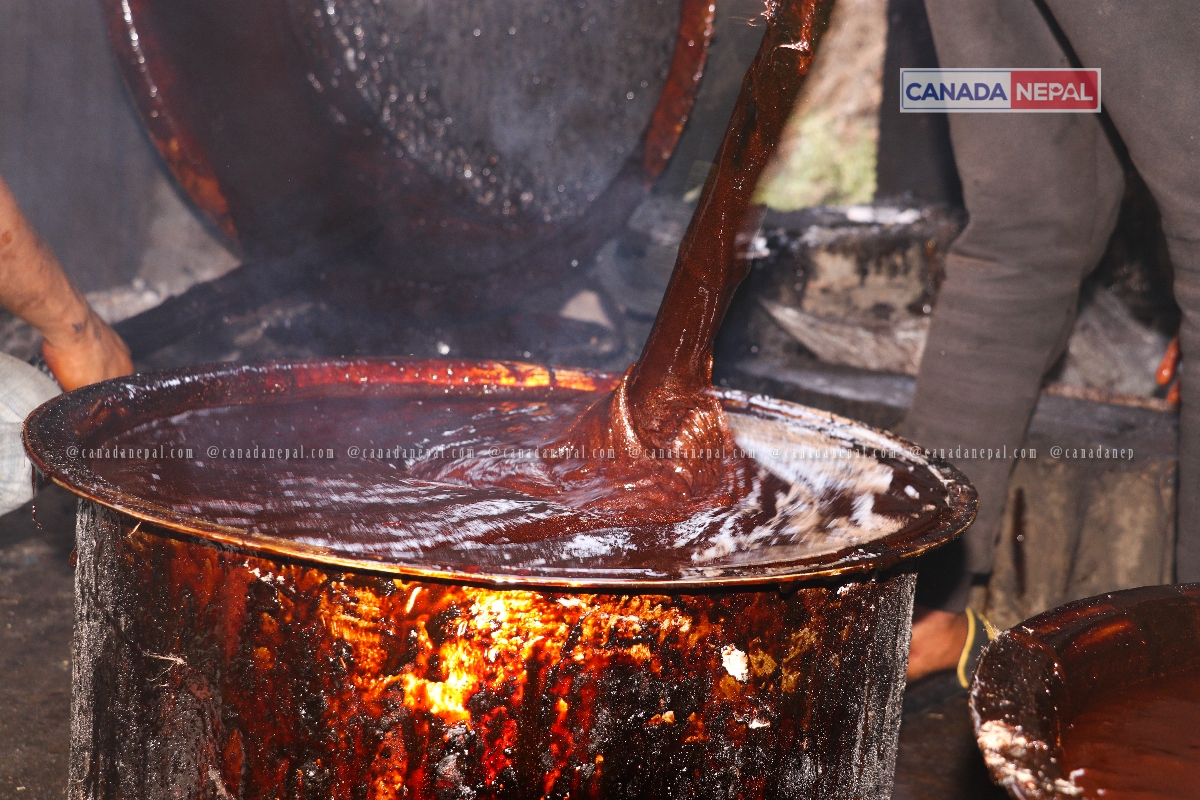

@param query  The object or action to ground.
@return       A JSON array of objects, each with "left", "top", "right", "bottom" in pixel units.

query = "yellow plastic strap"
[{"left": 957, "top": 607, "right": 978, "bottom": 689}]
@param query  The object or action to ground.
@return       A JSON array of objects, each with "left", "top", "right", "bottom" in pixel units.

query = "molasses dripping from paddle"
[
  {"left": 408, "top": 0, "right": 835, "bottom": 527},
  {"left": 546, "top": 0, "right": 835, "bottom": 515}
]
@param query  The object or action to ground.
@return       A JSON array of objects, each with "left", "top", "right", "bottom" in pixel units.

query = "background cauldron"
[
  {"left": 100, "top": 0, "right": 713, "bottom": 289},
  {"left": 25, "top": 359, "right": 973, "bottom": 800},
  {"left": 970, "top": 583, "right": 1200, "bottom": 799}
]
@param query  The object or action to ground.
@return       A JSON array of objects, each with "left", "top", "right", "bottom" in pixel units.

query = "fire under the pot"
[{"left": 72, "top": 499, "right": 922, "bottom": 800}]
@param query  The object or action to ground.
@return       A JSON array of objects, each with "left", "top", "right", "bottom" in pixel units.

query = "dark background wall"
[
  {"left": 0, "top": 0, "right": 163, "bottom": 292},
  {"left": 875, "top": 0, "right": 961, "bottom": 205}
]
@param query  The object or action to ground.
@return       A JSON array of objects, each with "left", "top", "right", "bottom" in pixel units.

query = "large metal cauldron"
[
  {"left": 25, "top": 360, "right": 974, "bottom": 800},
  {"left": 971, "top": 584, "right": 1200, "bottom": 799}
]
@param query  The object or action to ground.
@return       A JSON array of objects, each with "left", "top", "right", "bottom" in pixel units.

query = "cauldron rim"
[{"left": 24, "top": 358, "right": 975, "bottom": 590}]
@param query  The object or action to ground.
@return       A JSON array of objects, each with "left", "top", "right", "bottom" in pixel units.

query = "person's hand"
[
  {"left": 40, "top": 307, "right": 133, "bottom": 391},
  {"left": 0, "top": 175, "right": 134, "bottom": 390}
]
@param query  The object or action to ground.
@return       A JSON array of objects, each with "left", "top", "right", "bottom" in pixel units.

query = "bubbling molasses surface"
[
  {"left": 90, "top": 391, "right": 940, "bottom": 579},
  {"left": 1060, "top": 669, "right": 1200, "bottom": 800}
]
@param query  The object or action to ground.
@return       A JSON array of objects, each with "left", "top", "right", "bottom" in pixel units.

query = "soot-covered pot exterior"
[{"left": 72, "top": 502, "right": 915, "bottom": 800}]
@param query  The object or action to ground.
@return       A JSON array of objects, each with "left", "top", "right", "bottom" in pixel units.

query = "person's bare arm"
[{"left": 0, "top": 176, "right": 132, "bottom": 390}]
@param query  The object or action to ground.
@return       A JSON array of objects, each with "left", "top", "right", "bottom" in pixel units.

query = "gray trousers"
[{"left": 903, "top": 0, "right": 1200, "bottom": 609}]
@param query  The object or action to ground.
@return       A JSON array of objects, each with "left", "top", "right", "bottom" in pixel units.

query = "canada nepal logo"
[{"left": 900, "top": 69, "right": 1100, "bottom": 112}]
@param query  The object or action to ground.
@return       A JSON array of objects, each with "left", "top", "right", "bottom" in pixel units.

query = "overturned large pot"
[{"left": 25, "top": 359, "right": 974, "bottom": 800}]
